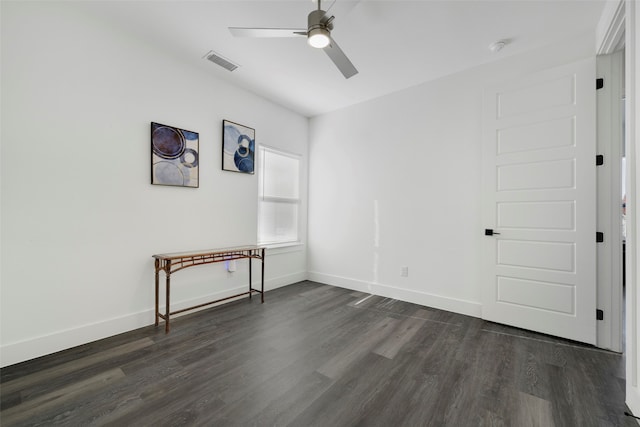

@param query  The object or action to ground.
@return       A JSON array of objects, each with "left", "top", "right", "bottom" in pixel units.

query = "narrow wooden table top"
[{"left": 152, "top": 246, "right": 265, "bottom": 261}]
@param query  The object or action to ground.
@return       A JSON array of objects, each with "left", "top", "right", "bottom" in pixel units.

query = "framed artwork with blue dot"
[
  {"left": 222, "top": 120, "right": 255, "bottom": 174},
  {"left": 151, "top": 122, "right": 199, "bottom": 188}
]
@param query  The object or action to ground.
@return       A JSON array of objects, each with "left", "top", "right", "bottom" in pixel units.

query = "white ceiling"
[{"left": 73, "top": 0, "right": 606, "bottom": 117}]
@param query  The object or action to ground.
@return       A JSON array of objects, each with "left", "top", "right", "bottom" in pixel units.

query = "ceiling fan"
[{"left": 229, "top": 0, "right": 358, "bottom": 79}]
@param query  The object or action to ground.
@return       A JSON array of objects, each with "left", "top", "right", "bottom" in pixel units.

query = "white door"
[{"left": 482, "top": 58, "right": 597, "bottom": 344}]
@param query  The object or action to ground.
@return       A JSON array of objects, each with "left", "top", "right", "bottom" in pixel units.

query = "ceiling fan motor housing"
[{"left": 308, "top": 10, "right": 333, "bottom": 33}]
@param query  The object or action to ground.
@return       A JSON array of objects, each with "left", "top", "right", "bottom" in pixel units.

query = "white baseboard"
[
  {"left": 265, "top": 270, "right": 308, "bottom": 290},
  {"left": 627, "top": 385, "right": 640, "bottom": 425},
  {"left": 2, "top": 270, "right": 475, "bottom": 367},
  {"left": 308, "top": 271, "right": 482, "bottom": 318},
  {"left": 0, "top": 271, "right": 307, "bottom": 368},
  {"left": 307, "top": 271, "right": 375, "bottom": 294},
  {"left": 0, "top": 309, "right": 153, "bottom": 368}
]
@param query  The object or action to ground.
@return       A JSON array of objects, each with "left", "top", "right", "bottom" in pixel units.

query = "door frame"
[
  {"left": 626, "top": 0, "right": 640, "bottom": 416},
  {"left": 595, "top": 51, "right": 624, "bottom": 352},
  {"left": 597, "top": 0, "right": 640, "bottom": 416}
]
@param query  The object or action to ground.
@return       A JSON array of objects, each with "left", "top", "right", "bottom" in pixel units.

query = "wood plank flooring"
[{"left": 0, "top": 281, "right": 636, "bottom": 426}]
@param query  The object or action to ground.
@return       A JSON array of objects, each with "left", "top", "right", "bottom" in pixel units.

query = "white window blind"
[{"left": 258, "top": 147, "right": 300, "bottom": 245}]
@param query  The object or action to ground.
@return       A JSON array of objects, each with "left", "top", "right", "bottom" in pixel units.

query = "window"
[{"left": 258, "top": 146, "right": 300, "bottom": 246}]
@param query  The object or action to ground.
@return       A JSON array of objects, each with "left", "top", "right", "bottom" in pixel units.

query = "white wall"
[
  {"left": 308, "top": 34, "right": 596, "bottom": 318},
  {"left": 0, "top": 1, "right": 308, "bottom": 367}
]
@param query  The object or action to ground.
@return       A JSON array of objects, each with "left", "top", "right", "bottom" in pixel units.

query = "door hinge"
[
  {"left": 596, "top": 154, "right": 604, "bottom": 166},
  {"left": 596, "top": 232, "right": 604, "bottom": 243},
  {"left": 597, "top": 309, "right": 604, "bottom": 320},
  {"left": 596, "top": 78, "right": 604, "bottom": 90}
]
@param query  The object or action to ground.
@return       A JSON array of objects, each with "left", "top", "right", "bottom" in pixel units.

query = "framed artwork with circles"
[
  {"left": 222, "top": 120, "right": 255, "bottom": 174},
  {"left": 151, "top": 122, "right": 199, "bottom": 188}
]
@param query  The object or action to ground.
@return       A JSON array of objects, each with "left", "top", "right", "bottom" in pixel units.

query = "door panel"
[
  {"left": 497, "top": 240, "right": 575, "bottom": 272},
  {"left": 497, "top": 201, "right": 575, "bottom": 230},
  {"left": 497, "top": 276, "right": 574, "bottom": 314},
  {"left": 497, "top": 159, "right": 575, "bottom": 191},
  {"left": 482, "top": 58, "right": 597, "bottom": 344},
  {"left": 498, "top": 117, "right": 575, "bottom": 154},
  {"left": 497, "top": 75, "right": 575, "bottom": 118}
]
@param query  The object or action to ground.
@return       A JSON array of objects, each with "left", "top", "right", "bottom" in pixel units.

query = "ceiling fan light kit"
[{"left": 308, "top": 27, "right": 330, "bottom": 48}]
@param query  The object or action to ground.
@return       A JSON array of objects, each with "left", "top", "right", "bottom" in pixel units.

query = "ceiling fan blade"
[
  {"left": 229, "top": 27, "right": 307, "bottom": 38},
  {"left": 323, "top": 37, "right": 358, "bottom": 79}
]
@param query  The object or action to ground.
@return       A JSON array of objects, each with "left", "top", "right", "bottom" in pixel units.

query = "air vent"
[{"left": 203, "top": 50, "right": 239, "bottom": 72}]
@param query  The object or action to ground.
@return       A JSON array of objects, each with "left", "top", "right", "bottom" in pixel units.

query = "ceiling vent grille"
[{"left": 203, "top": 50, "right": 239, "bottom": 72}]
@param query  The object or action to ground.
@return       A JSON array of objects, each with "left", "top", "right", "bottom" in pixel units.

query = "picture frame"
[
  {"left": 222, "top": 119, "right": 255, "bottom": 174},
  {"left": 151, "top": 122, "right": 199, "bottom": 188}
]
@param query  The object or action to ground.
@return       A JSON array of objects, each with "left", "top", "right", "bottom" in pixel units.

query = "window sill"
[{"left": 260, "top": 242, "right": 305, "bottom": 254}]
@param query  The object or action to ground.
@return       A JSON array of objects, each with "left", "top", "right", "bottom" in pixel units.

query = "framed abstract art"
[
  {"left": 222, "top": 120, "right": 255, "bottom": 174},
  {"left": 151, "top": 122, "right": 199, "bottom": 188}
]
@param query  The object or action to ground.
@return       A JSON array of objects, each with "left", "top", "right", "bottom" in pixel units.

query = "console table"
[{"left": 153, "top": 246, "right": 265, "bottom": 333}]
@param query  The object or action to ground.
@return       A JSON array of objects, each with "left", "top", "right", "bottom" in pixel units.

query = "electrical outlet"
[{"left": 401, "top": 266, "right": 409, "bottom": 277}]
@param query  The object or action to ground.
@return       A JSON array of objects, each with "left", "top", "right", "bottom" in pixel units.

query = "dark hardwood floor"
[{"left": 0, "top": 281, "right": 635, "bottom": 426}]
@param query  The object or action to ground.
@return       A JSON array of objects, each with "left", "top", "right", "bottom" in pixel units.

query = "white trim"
[
  {"left": 259, "top": 144, "right": 302, "bottom": 160},
  {"left": 596, "top": 0, "right": 626, "bottom": 55},
  {"left": 0, "top": 309, "right": 153, "bottom": 368},
  {"left": 262, "top": 241, "right": 305, "bottom": 252},
  {"left": 626, "top": 0, "right": 640, "bottom": 418},
  {"left": 308, "top": 271, "right": 373, "bottom": 293},
  {"left": 596, "top": 51, "right": 624, "bottom": 352},
  {"left": 308, "top": 271, "right": 482, "bottom": 318},
  {"left": 0, "top": 271, "right": 307, "bottom": 368},
  {"left": 261, "top": 270, "right": 308, "bottom": 289}
]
